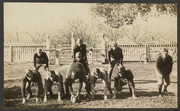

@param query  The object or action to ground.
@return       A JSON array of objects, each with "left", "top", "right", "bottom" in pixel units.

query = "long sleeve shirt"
[
  {"left": 155, "top": 54, "right": 173, "bottom": 76},
  {"left": 73, "top": 44, "right": 87, "bottom": 61},
  {"left": 33, "top": 52, "right": 49, "bottom": 68},
  {"left": 108, "top": 47, "right": 123, "bottom": 61}
]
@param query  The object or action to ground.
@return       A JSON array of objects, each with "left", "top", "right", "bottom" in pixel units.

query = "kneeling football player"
[
  {"left": 43, "top": 69, "right": 65, "bottom": 102},
  {"left": 114, "top": 66, "right": 137, "bottom": 99},
  {"left": 64, "top": 52, "right": 91, "bottom": 102},
  {"left": 91, "top": 67, "right": 113, "bottom": 101},
  {"left": 21, "top": 69, "right": 43, "bottom": 103}
]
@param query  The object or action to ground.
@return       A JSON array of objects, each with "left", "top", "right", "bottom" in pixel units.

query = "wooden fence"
[
  {"left": 4, "top": 43, "right": 46, "bottom": 62},
  {"left": 108, "top": 44, "right": 177, "bottom": 62},
  {"left": 56, "top": 44, "right": 177, "bottom": 64},
  {"left": 4, "top": 43, "right": 177, "bottom": 64}
]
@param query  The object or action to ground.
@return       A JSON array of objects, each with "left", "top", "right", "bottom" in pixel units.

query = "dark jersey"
[
  {"left": 108, "top": 47, "right": 123, "bottom": 60},
  {"left": 155, "top": 54, "right": 173, "bottom": 76},
  {"left": 34, "top": 52, "right": 48, "bottom": 68},
  {"left": 73, "top": 44, "right": 87, "bottom": 61},
  {"left": 22, "top": 70, "right": 43, "bottom": 98},
  {"left": 121, "top": 69, "right": 134, "bottom": 87},
  {"left": 25, "top": 70, "right": 42, "bottom": 83},
  {"left": 73, "top": 59, "right": 89, "bottom": 73},
  {"left": 91, "top": 68, "right": 108, "bottom": 80},
  {"left": 123, "top": 70, "right": 133, "bottom": 79},
  {"left": 67, "top": 61, "right": 86, "bottom": 80}
]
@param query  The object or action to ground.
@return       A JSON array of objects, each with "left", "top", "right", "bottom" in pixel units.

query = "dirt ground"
[{"left": 4, "top": 62, "right": 178, "bottom": 109}]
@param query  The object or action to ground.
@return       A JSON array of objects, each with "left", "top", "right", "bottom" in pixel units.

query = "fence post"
[
  {"left": 10, "top": 45, "right": 13, "bottom": 62},
  {"left": 46, "top": 34, "right": 50, "bottom": 64},
  {"left": 89, "top": 46, "right": 93, "bottom": 64},
  {"left": 71, "top": 33, "right": 75, "bottom": 57},
  {"left": 105, "top": 41, "right": 108, "bottom": 62},
  {"left": 101, "top": 34, "right": 108, "bottom": 64},
  {"left": 145, "top": 45, "right": 148, "bottom": 63},
  {"left": 96, "top": 49, "right": 97, "bottom": 62}
]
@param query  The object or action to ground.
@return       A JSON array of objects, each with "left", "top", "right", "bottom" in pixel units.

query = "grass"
[{"left": 4, "top": 61, "right": 178, "bottom": 109}]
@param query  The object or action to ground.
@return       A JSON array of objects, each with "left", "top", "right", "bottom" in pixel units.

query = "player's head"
[
  {"left": 93, "top": 68, "right": 101, "bottom": 78},
  {"left": 75, "top": 52, "right": 82, "bottom": 61},
  {"left": 112, "top": 42, "right": 118, "bottom": 50},
  {"left": 162, "top": 48, "right": 168, "bottom": 58},
  {"left": 77, "top": 38, "right": 83, "bottom": 46},
  {"left": 47, "top": 70, "right": 56, "bottom": 82},
  {"left": 118, "top": 66, "right": 125, "bottom": 77},
  {"left": 71, "top": 71, "right": 76, "bottom": 80},
  {"left": 25, "top": 69, "right": 33, "bottom": 80},
  {"left": 37, "top": 48, "right": 43, "bottom": 56}
]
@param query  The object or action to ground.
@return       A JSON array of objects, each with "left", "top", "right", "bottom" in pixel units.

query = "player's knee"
[
  {"left": 158, "top": 78, "right": 163, "bottom": 85},
  {"left": 158, "top": 81, "right": 163, "bottom": 86},
  {"left": 129, "top": 84, "right": 135, "bottom": 89},
  {"left": 157, "top": 78, "right": 163, "bottom": 85}
]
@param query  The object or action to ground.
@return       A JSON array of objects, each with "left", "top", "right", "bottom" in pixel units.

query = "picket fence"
[
  {"left": 4, "top": 43, "right": 46, "bottom": 62},
  {"left": 57, "top": 44, "right": 177, "bottom": 64},
  {"left": 4, "top": 43, "right": 177, "bottom": 64}
]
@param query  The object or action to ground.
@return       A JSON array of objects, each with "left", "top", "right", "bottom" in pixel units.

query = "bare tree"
[
  {"left": 15, "top": 27, "right": 19, "bottom": 42},
  {"left": 51, "top": 18, "right": 94, "bottom": 48},
  {"left": 26, "top": 31, "right": 46, "bottom": 44}
]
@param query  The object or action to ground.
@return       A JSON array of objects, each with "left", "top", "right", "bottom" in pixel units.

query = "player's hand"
[{"left": 22, "top": 98, "right": 26, "bottom": 104}]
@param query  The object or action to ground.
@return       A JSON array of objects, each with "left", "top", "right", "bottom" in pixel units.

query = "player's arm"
[
  {"left": 33, "top": 53, "right": 37, "bottom": 69},
  {"left": 119, "top": 49, "right": 124, "bottom": 66},
  {"left": 127, "top": 71, "right": 136, "bottom": 98},
  {"left": 167, "top": 56, "right": 173, "bottom": 75},
  {"left": 72, "top": 46, "right": 76, "bottom": 59},
  {"left": 84, "top": 44, "right": 87, "bottom": 62},
  {"left": 90, "top": 70, "right": 98, "bottom": 100},
  {"left": 43, "top": 52, "right": 49, "bottom": 67},
  {"left": 55, "top": 74, "right": 64, "bottom": 102},
  {"left": 22, "top": 77, "right": 27, "bottom": 98},
  {"left": 155, "top": 56, "right": 164, "bottom": 75},
  {"left": 104, "top": 70, "right": 113, "bottom": 95},
  {"left": 78, "top": 66, "right": 87, "bottom": 93},
  {"left": 120, "top": 54, "right": 124, "bottom": 66},
  {"left": 43, "top": 76, "right": 49, "bottom": 102},
  {"left": 131, "top": 85, "right": 136, "bottom": 98},
  {"left": 108, "top": 50, "right": 112, "bottom": 64},
  {"left": 78, "top": 79, "right": 83, "bottom": 94}
]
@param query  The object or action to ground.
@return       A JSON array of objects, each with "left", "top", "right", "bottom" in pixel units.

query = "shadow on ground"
[{"left": 134, "top": 80, "right": 157, "bottom": 84}]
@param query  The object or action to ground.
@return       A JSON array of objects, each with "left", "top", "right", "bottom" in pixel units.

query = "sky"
[
  {"left": 4, "top": 3, "right": 177, "bottom": 44},
  {"left": 4, "top": 3, "right": 93, "bottom": 41}
]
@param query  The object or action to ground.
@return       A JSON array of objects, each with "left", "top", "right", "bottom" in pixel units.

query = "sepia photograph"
[{"left": 4, "top": 3, "right": 178, "bottom": 109}]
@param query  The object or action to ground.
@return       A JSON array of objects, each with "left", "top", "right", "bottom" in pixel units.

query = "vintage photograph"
[{"left": 4, "top": 3, "right": 177, "bottom": 109}]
